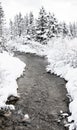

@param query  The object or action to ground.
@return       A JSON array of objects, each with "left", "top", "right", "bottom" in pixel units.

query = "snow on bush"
[{"left": 0, "top": 51, "right": 26, "bottom": 110}]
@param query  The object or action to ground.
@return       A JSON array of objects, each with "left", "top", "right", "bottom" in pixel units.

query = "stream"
[{"left": 0, "top": 52, "right": 68, "bottom": 130}]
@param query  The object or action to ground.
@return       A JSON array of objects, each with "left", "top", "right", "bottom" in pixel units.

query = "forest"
[{"left": 0, "top": 2, "right": 77, "bottom": 45}]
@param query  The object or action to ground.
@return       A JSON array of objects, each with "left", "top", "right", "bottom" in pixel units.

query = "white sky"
[{"left": 0, "top": 0, "right": 77, "bottom": 23}]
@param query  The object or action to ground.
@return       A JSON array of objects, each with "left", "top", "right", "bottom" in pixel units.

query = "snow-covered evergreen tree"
[
  {"left": 23, "top": 14, "right": 29, "bottom": 36},
  {"left": 62, "top": 22, "right": 68, "bottom": 38},
  {"left": 35, "top": 7, "right": 48, "bottom": 44},
  {"left": 68, "top": 23, "right": 77, "bottom": 38},
  {"left": 28, "top": 12, "right": 35, "bottom": 39},
  {"left": 9, "top": 20, "right": 14, "bottom": 39},
  {"left": 71, "top": 23, "right": 77, "bottom": 38},
  {"left": 13, "top": 14, "right": 19, "bottom": 37},
  {"left": 57, "top": 23, "right": 63, "bottom": 37},
  {"left": 47, "top": 13, "right": 59, "bottom": 39},
  {"left": 69, "top": 23, "right": 73, "bottom": 37},
  {"left": 17, "top": 13, "right": 23, "bottom": 37}
]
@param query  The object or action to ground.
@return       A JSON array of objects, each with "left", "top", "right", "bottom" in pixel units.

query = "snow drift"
[{"left": 0, "top": 51, "right": 26, "bottom": 110}]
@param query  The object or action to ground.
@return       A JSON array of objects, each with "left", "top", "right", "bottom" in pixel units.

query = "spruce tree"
[
  {"left": 72, "top": 23, "right": 77, "bottom": 38},
  {"left": 9, "top": 20, "right": 14, "bottom": 39},
  {"left": 35, "top": 6, "right": 47, "bottom": 44},
  {"left": 23, "top": 14, "right": 29, "bottom": 36},
  {"left": 69, "top": 23, "right": 73, "bottom": 37},
  {"left": 47, "top": 13, "right": 59, "bottom": 38},
  {"left": 28, "top": 12, "right": 35, "bottom": 39},
  {"left": 62, "top": 22, "right": 68, "bottom": 38},
  {"left": 14, "top": 13, "right": 23, "bottom": 37}
]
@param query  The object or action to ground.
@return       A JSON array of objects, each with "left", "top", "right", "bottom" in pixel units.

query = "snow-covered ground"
[
  {"left": 6, "top": 38, "right": 47, "bottom": 56},
  {"left": 6, "top": 37, "right": 77, "bottom": 130},
  {"left": 0, "top": 51, "right": 25, "bottom": 110}
]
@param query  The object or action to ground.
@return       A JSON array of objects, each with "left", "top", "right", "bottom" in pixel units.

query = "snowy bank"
[
  {"left": 46, "top": 38, "right": 77, "bottom": 130},
  {"left": 6, "top": 38, "right": 47, "bottom": 56},
  {"left": 0, "top": 51, "right": 26, "bottom": 110}
]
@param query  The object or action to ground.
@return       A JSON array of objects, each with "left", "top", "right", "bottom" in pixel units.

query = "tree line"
[{"left": 0, "top": 2, "right": 77, "bottom": 44}]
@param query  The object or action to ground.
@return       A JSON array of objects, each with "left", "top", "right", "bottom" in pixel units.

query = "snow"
[
  {"left": 6, "top": 36, "right": 77, "bottom": 129},
  {"left": 24, "top": 114, "right": 29, "bottom": 120},
  {"left": 61, "top": 113, "right": 69, "bottom": 117},
  {"left": 0, "top": 51, "right": 26, "bottom": 110},
  {"left": 7, "top": 38, "right": 46, "bottom": 56},
  {"left": 46, "top": 38, "right": 77, "bottom": 130},
  {"left": 22, "top": 114, "right": 30, "bottom": 123}
]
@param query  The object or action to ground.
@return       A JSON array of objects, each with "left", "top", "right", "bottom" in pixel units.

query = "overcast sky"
[{"left": 1, "top": 0, "right": 77, "bottom": 23}]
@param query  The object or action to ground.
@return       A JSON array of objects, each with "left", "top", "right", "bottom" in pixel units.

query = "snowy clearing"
[
  {"left": 0, "top": 51, "right": 26, "bottom": 110},
  {"left": 6, "top": 37, "right": 77, "bottom": 130}
]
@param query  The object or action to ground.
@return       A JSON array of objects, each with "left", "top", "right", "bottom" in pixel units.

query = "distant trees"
[
  {"left": 14, "top": 13, "right": 23, "bottom": 37},
  {"left": 8, "top": 6, "right": 77, "bottom": 43},
  {"left": 62, "top": 22, "right": 69, "bottom": 37},
  {"left": 69, "top": 22, "right": 77, "bottom": 38},
  {"left": 1, "top": 2, "right": 77, "bottom": 44},
  {"left": 10, "top": 12, "right": 35, "bottom": 39},
  {"left": 9, "top": 7, "right": 61, "bottom": 44}
]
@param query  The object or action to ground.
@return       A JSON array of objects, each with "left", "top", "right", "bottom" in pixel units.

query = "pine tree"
[
  {"left": 28, "top": 12, "right": 35, "bottom": 39},
  {"left": 9, "top": 20, "right": 14, "bottom": 39},
  {"left": 47, "top": 13, "right": 59, "bottom": 39},
  {"left": 35, "top": 6, "right": 48, "bottom": 44},
  {"left": 23, "top": 14, "right": 29, "bottom": 36},
  {"left": 69, "top": 23, "right": 73, "bottom": 37},
  {"left": 57, "top": 22, "right": 64, "bottom": 37},
  {"left": 13, "top": 14, "right": 19, "bottom": 37},
  {"left": 29, "top": 12, "right": 34, "bottom": 25},
  {"left": 72, "top": 23, "right": 77, "bottom": 38},
  {"left": 0, "top": 2, "right": 4, "bottom": 38},
  {"left": 17, "top": 13, "right": 23, "bottom": 37},
  {"left": 62, "top": 22, "right": 68, "bottom": 38}
]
